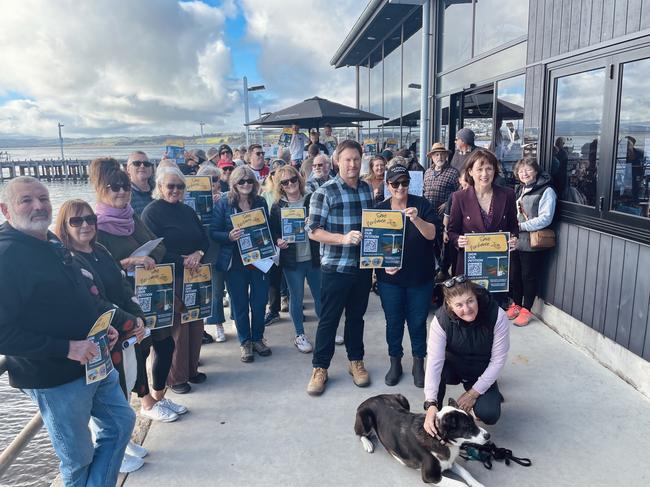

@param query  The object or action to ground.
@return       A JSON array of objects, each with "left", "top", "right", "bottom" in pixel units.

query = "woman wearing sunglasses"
[
  {"left": 141, "top": 166, "right": 210, "bottom": 394},
  {"left": 210, "top": 166, "right": 272, "bottom": 363},
  {"left": 423, "top": 276, "right": 510, "bottom": 437},
  {"left": 90, "top": 158, "right": 186, "bottom": 421},
  {"left": 269, "top": 166, "right": 321, "bottom": 353},
  {"left": 126, "top": 151, "right": 155, "bottom": 215},
  {"left": 375, "top": 165, "right": 438, "bottom": 388}
]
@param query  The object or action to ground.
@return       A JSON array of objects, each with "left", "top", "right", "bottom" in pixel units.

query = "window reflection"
[
  {"left": 359, "top": 64, "right": 369, "bottom": 141},
  {"left": 613, "top": 58, "right": 650, "bottom": 219},
  {"left": 474, "top": 0, "right": 528, "bottom": 56},
  {"left": 438, "top": 96, "right": 451, "bottom": 147},
  {"left": 552, "top": 69, "right": 605, "bottom": 207},
  {"left": 403, "top": 29, "right": 422, "bottom": 117},
  {"left": 369, "top": 52, "right": 383, "bottom": 142},
  {"left": 494, "top": 75, "right": 525, "bottom": 185},
  {"left": 439, "top": 0, "right": 472, "bottom": 71},
  {"left": 462, "top": 86, "right": 494, "bottom": 149}
]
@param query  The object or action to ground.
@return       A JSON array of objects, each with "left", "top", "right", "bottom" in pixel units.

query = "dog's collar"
[{"left": 432, "top": 417, "right": 450, "bottom": 446}]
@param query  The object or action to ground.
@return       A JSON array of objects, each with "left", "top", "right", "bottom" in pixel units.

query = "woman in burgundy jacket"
[{"left": 448, "top": 149, "right": 518, "bottom": 275}]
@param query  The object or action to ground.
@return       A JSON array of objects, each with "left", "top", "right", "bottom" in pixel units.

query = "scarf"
[{"left": 95, "top": 202, "right": 135, "bottom": 236}]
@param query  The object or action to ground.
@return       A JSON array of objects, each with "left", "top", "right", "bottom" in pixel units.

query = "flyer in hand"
[
  {"left": 85, "top": 309, "right": 116, "bottom": 385},
  {"left": 230, "top": 208, "right": 276, "bottom": 265},
  {"left": 280, "top": 207, "right": 306, "bottom": 243},
  {"left": 184, "top": 176, "right": 214, "bottom": 225},
  {"left": 134, "top": 264, "right": 175, "bottom": 329},
  {"left": 464, "top": 232, "right": 510, "bottom": 292},
  {"left": 181, "top": 264, "right": 213, "bottom": 323},
  {"left": 360, "top": 209, "right": 405, "bottom": 269}
]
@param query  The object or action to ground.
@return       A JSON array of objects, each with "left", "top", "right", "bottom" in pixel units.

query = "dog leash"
[{"left": 460, "top": 442, "right": 532, "bottom": 469}]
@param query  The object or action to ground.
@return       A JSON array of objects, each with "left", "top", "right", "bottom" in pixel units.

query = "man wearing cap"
[
  {"left": 305, "top": 130, "right": 329, "bottom": 156},
  {"left": 321, "top": 123, "right": 338, "bottom": 156},
  {"left": 288, "top": 125, "right": 309, "bottom": 167},
  {"left": 219, "top": 144, "right": 239, "bottom": 168},
  {"left": 450, "top": 128, "right": 476, "bottom": 172}
]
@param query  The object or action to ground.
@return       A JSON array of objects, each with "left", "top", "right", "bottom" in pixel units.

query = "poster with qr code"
[
  {"left": 360, "top": 209, "right": 405, "bottom": 269},
  {"left": 281, "top": 207, "right": 306, "bottom": 243},
  {"left": 135, "top": 264, "right": 175, "bottom": 329},
  {"left": 85, "top": 309, "right": 115, "bottom": 385},
  {"left": 230, "top": 208, "right": 276, "bottom": 265},
  {"left": 464, "top": 232, "right": 510, "bottom": 293},
  {"left": 181, "top": 264, "right": 212, "bottom": 323},
  {"left": 183, "top": 176, "right": 214, "bottom": 225}
]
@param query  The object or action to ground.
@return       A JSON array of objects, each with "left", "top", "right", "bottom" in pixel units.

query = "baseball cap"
[{"left": 386, "top": 165, "right": 410, "bottom": 183}]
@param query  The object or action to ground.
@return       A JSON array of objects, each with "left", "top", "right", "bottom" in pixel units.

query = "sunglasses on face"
[
  {"left": 254, "top": 151, "right": 264, "bottom": 156},
  {"left": 68, "top": 214, "right": 98, "bottom": 227},
  {"left": 222, "top": 167, "right": 234, "bottom": 172},
  {"left": 220, "top": 151, "right": 232, "bottom": 156},
  {"left": 237, "top": 178, "right": 255, "bottom": 186},
  {"left": 106, "top": 182, "right": 131, "bottom": 193},
  {"left": 280, "top": 176, "right": 299, "bottom": 187},
  {"left": 165, "top": 183, "right": 186, "bottom": 191},
  {"left": 442, "top": 275, "right": 468, "bottom": 288},
  {"left": 131, "top": 160, "right": 153, "bottom": 168},
  {"left": 389, "top": 180, "right": 410, "bottom": 189}
]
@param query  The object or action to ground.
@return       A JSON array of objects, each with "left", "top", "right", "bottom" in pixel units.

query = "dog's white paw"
[
  {"left": 467, "top": 481, "right": 485, "bottom": 487},
  {"left": 360, "top": 436, "right": 374, "bottom": 453}
]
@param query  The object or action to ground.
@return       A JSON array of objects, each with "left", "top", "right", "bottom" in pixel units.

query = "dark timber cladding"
[{"left": 526, "top": 0, "right": 650, "bottom": 361}]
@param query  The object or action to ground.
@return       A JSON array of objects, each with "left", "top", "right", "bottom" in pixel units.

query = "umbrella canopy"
[{"left": 246, "top": 96, "right": 386, "bottom": 129}]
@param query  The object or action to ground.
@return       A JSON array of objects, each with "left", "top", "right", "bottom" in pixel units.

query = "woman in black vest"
[
  {"left": 423, "top": 276, "right": 510, "bottom": 435},
  {"left": 507, "top": 157, "right": 557, "bottom": 327}
]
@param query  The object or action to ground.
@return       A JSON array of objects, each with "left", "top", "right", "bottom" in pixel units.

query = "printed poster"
[
  {"left": 135, "top": 264, "right": 175, "bottom": 329},
  {"left": 360, "top": 209, "right": 405, "bottom": 269},
  {"left": 181, "top": 264, "right": 213, "bottom": 323},
  {"left": 165, "top": 139, "right": 187, "bottom": 173},
  {"left": 464, "top": 232, "right": 510, "bottom": 293},
  {"left": 230, "top": 208, "right": 276, "bottom": 265},
  {"left": 184, "top": 176, "right": 214, "bottom": 225},
  {"left": 281, "top": 207, "right": 306, "bottom": 243},
  {"left": 363, "top": 138, "right": 378, "bottom": 155},
  {"left": 85, "top": 309, "right": 116, "bottom": 385},
  {"left": 278, "top": 128, "right": 292, "bottom": 147}
]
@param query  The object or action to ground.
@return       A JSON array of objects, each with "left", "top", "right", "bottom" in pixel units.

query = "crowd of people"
[{"left": 0, "top": 126, "right": 557, "bottom": 486}]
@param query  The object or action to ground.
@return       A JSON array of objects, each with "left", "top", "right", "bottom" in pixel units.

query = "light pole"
[
  {"left": 57, "top": 123, "right": 65, "bottom": 160},
  {"left": 199, "top": 121, "right": 205, "bottom": 150},
  {"left": 243, "top": 76, "right": 265, "bottom": 147}
]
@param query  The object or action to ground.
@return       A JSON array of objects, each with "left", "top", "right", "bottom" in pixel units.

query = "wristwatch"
[{"left": 423, "top": 400, "right": 438, "bottom": 411}]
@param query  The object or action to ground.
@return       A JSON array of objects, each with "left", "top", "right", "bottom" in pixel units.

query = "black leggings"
[
  {"left": 141, "top": 335, "right": 175, "bottom": 392},
  {"left": 510, "top": 250, "right": 545, "bottom": 310}
]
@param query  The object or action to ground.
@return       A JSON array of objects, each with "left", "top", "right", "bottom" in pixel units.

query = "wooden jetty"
[{"left": 0, "top": 159, "right": 91, "bottom": 182}]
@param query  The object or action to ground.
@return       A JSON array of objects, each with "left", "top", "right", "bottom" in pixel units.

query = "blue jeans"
[
  {"left": 377, "top": 280, "right": 433, "bottom": 358},
  {"left": 24, "top": 369, "right": 135, "bottom": 487},
  {"left": 206, "top": 269, "right": 226, "bottom": 325},
  {"left": 225, "top": 265, "right": 270, "bottom": 344},
  {"left": 283, "top": 262, "right": 321, "bottom": 335}
]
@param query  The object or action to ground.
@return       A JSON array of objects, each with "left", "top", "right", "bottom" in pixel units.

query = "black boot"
[
  {"left": 384, "top": 357, "right": 403, "bottom": 386},
  {"left": 412, "top": 357, "right": 425, "bottom": 388}
]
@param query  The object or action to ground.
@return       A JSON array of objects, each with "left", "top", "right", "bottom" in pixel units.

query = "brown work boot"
[
  {"left": 240, "top": 340, "right": 254, "bottom": 363},
  {"left": 307, "top": 367, "right": 328, "bottom": 396},
  {"left": 348, "top": 360, "right": 371, "bottom": 387}
]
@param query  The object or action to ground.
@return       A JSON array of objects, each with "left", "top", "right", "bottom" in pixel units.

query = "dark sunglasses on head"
[
  {"left": 165, "top": 183, "right": 186, "bottom": 191},
  {"left": 237, "top": 178, "right": 255, "bottom": 186},
  {"left": 389, "top": 180, "right": 410, "bottom": 189},
  {"left": 131, "top": 160, "right": 153, "bottom": 168},
  {"left": 106, "top": 182, "right": 131, "bottom": 193},
  {"left": 442, "top": 275, "right": 468, "bottom": 288},
  {"left": 68, "top": 214, "right": 98, "bottom": 227},
  {"left": 280, "top": 176, "right": 299, "bottom": 187}
]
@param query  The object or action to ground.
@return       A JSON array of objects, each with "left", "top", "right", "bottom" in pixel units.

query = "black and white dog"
[{"left": 354, "top": 394, "right": 490, "bottom": 486}]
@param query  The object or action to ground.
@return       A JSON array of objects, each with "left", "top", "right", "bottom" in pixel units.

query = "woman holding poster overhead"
[
  {"left": 210, "top": 166, "right": 272, "bottom": 363},
  {"left": 375, "top": 165, "right": 438, "bottom": 388},
  {"left": 142, "top": 166, "right": 210, "bottom": 395},
  {"left": 269, "top": 166, "right": 321, "bottom": 354}
]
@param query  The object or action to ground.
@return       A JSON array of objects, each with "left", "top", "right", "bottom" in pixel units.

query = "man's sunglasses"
[
  {"left": 237, "top": 178, "right": 255, "bottom": 186},
  {"left": 280, "top": 176, "right": 299, "bottom": 187},
  {"left": 220, "top": 151, "right": 232, "bottom": 156},
  {"left": 68, "top": 215, "right": 98, "bottom": 227},
  {"left": 222, "top": 166, "right": 234, "bottom": 172},
  {"left": 106, "top": 182, "right": 131, "bottom": 193},
  {"left": 166, "top": 183, "right": 186, "bottom": 191},
  {"left": 254, "top": 151, "right": 264, "bottom": 156},
  {"left": 389, "top": 180, "right": 410, "bottom": 189},
  {"left": 442, "top": 275, "right": 468, "bottom": 288},
  {"left": 131, "top": 160, "right": 153, "bottom": 168}
]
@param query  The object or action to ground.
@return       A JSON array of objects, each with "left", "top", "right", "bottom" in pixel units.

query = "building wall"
[{"left": 525, "top": 0, "right": 650, "bottom": 360}]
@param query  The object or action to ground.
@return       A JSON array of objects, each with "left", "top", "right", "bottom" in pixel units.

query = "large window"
[
  {"left": 439, "top": 0, "right": 472, "bottom": 71},
  {"left": 402, "top": 28, "right": 422, "bottom": 119},
  {"left": 383, "top": 38, "right": 402, "bottom": 142},
  {"left": 369, "top": 50, "right": 383, "bottom": 142},
  {"left": 358, "top": 63, "right": 369, "bottom": 140},
  {"left": 495, "top": 75, "right": 525, "bottom": 184}
]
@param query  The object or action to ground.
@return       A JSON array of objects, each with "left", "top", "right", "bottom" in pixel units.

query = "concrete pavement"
[{"left": 125, "top": 292, "right": 650, "bottom": 487}]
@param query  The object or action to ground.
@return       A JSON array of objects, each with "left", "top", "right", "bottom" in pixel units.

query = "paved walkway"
[{"left": 125, "top": 293, "right": 650, "bottom": 487}]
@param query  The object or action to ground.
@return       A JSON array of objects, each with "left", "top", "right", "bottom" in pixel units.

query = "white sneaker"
[
  {"left": 120, "top": 452, "right": 144, "bottom": 473},
  {"left": 140, "top": 402, "right": 179, "bottom": 422},
  {"left": 215, "top": 324, "right": 226, "bottom": 342},
  {"left": 294, "top": 334, "right": 313, "bottom": 353},
  {"left": 223, "top": 294, "right": 229, "bottom": 307},
  {"left": 126, "top": 440, "right": 148, "bottom": 458},
  {"left": 157, "top": 397, "right": 188, "bottom": 415},
  {"left": 335, "top": 335, "right": 344, "bottom": 345}
]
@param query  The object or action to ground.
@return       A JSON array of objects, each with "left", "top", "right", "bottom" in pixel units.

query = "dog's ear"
[{"left": 448, "top": 398, "right": 459, "bottom": 408}]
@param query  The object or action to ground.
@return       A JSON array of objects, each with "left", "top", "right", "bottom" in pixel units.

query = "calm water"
[
  {"left": 0, "top": 181, "right": 96, "bottom": 487},
  {"left": 0, "top": 143, "right": 207, "bottom": 161}
]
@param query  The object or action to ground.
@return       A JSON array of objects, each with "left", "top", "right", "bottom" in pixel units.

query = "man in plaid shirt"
[{"left": 305, "top": 140, "right": 373, "bottom": 396}]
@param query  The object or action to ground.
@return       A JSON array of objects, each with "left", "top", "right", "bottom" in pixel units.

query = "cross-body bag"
[{"left": 518, "top": 201, "right": 555, "bottom": 249}]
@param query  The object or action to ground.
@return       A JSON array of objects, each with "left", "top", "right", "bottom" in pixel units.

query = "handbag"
[{"left": 530, "top": 228, "right": 555, "bottom": 249}]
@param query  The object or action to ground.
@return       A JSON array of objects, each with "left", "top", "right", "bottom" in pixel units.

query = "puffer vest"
[{"left": 516, "top": 173, "right": 553, "bottom": 252}]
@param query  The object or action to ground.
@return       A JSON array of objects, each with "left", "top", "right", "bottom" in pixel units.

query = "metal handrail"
[{"left": 0, "top": 355, "right": 44, "bottom": 478}]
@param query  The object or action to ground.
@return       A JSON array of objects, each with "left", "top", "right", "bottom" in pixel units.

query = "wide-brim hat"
[
  {"left": 207, "top": 147, "right": 220, "bottom": 162},
  {"left": 427, "top": 142, "right": 451, "bottom": 158}
]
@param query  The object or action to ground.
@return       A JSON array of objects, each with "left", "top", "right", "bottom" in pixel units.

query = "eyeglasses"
[
  {"left": 442, "top": 275, "right": 468, "bottom": 288},
  {"left": 280, "top": 176, "right": 299, "bottom": 187},
  {"left": 165, "top": 183, "right": 186, "bottom": 191},
  {"left": 254, "top": 151, "right": 264, "bottom": 156},
  {"left": 106, "top": 182, "right": 131, "bottom": 193},
  {"left": 312, "top": 164, "right": 324, "bottom": 168},
  {"left": 211, "top": 176, "right": 220, "bottom": 183},
  {"left": 389, "top": 180, "right": 410, "bottom": 189},
  {"left": 237, "top": 178, "right": 255, "bottom": 186},
  {"left": 68, "top": 214, "right": 98, "bottom": 227},
  {"left": 222, "top": 167, "right": 234, "bottom": 172},
  {"left": 131, "top": 160, "right": 153, "bottom": 168},
  {"left": 220, "top": 151, "right": 232, "bottom": 156}
]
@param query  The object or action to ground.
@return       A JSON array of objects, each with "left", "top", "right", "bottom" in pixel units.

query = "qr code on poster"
[
  {"left": 363, "top": 238, "right": 378, "bottom": 253},
  {"left": 138, "top": 296, "right": 152, "bottom": 313},
  {"left": 467, "top": 262, "right": 482, "bottom": 276},
  {"left": 239, "top": 235, "right": 252, "bottom": 250},
  {"left": 184, "top": 292, "right": 196, "bottom": 307}
]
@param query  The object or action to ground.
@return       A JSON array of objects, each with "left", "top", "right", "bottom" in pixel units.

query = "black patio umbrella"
[{"left": 246, "top": 96, "right": 387, "bottom": 129}]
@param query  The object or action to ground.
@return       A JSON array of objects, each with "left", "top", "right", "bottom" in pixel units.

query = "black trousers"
[
  {"left": 510, "top": 249, "right": 545, "bottom": 310},
  {"left": 437, "top": 360, "right": 502, "bottom": 425},
  {"left": 312, "top": 269, "right": 372, "bottom": 369}
]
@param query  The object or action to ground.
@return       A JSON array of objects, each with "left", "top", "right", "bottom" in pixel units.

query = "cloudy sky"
[{"left": 0, "top": 0, "right": 364, "bottom": 138}]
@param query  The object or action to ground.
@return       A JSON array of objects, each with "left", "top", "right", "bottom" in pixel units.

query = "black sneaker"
[
  {"left": 170, "top": 382, "right": 191, "bottom": 394},
  {"left": 188, "top": 372, "right": 207, "bottom": 384},
  {"left": 202, "top": 331, "right": 214, "bottom": 344},
  {"left": 264, "top": 311, "right": 280, "bottom": 326}
]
